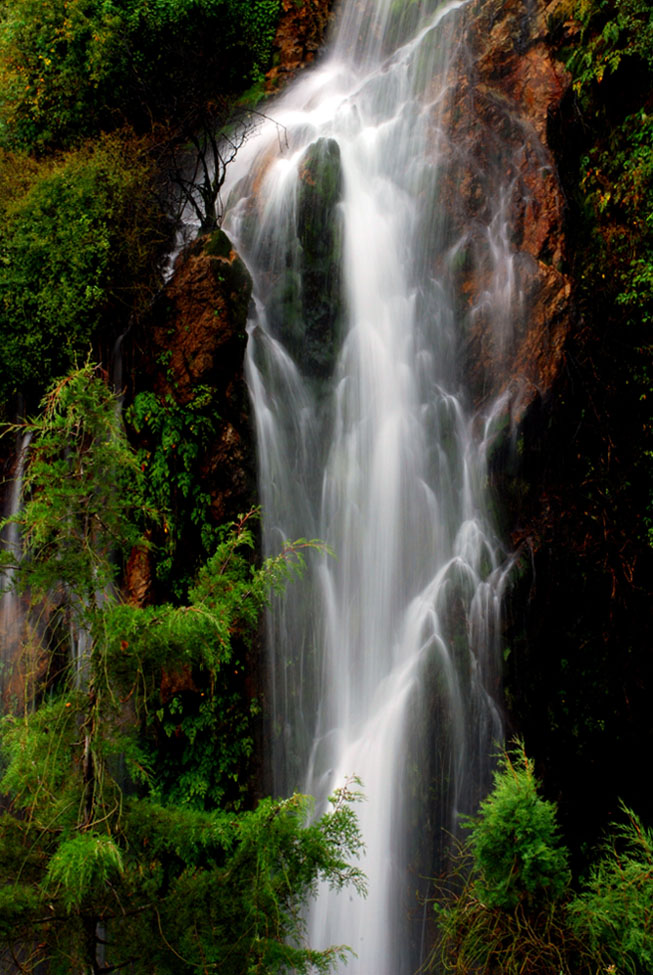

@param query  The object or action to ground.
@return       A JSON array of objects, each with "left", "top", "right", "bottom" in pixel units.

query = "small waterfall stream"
[
  {"left": 223, "top": 0, "right": 515, "bottom": 970},
  {"left": 0, "top": 432, "right": 32, "bottom": 705}
]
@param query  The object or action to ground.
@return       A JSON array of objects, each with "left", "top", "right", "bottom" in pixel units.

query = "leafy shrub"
[
  {"left": 433, "top": 742, "right": 577, "bottom": 975},
  {"left": 0, "top": 366, "right": 359, "bottom": 973},
  {"left": 433, "top": 744, "right": 653, "bottom": 975},
  {"left": 465, "top": 743, "right": 571, "bottom": 910},
  {"left": 568, "top": 0, "right": 653, "bottom": 95},
  {"left": 127, "top": 387, "right": 219, "bottom": 592},
  {"left": 569, "top": 804, "right": 653, "bottom": 974},
  {"left": 0, "top": 0, "right": 282, "bottom": 151},
  {"left": 0, "top": 134, "right": 165, "bottom": 410}
]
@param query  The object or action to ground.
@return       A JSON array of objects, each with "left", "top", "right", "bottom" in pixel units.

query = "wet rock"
[
  {"left": 296, "top": 137, "right": 344, "bottom": 377},
  {"left": 437, "top": 0, "right": 574, "bottom": 421},
  {"left": 266, "top": 0, "right": 338, "bottom": 92},
  {"left": 150, "top": 230, "right": 252, "bottom": 408},
  {"left": 264, "top": 137, "right": 344, "bottom": 379},
  {"left": 132, "top": 231, "right": 256, "bottom": 574}
]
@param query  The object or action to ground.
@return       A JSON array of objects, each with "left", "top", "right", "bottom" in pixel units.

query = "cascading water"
[
  {"left": 223, "top": 0, "right": 515, "bottom": 969},
  {"left": 0, "top": 432, "right": 32, "bottom": 706}
]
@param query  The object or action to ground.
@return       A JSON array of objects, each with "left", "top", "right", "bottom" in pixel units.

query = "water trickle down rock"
[
  {"left": 440, "top": 0, "right": 574, "bottom": 420},
  {"left": 263, "top": 137, "right": 344, "bottom": 381}
]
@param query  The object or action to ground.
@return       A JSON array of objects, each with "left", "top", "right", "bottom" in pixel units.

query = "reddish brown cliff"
[
  {"left": 442, "top": 0, "right": 574, "bottom": 419},
  {"left": 266, "top": 0, "right": 338, "bottom": 92},
  {"left": 126, "top": 230, "right": 255, "bottom": 601}
]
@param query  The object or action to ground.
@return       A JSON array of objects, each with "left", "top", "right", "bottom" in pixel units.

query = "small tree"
[
  {"left": 164, "top": 102, "right": 288, "bottom": 234},
  {"left": 465, "top": 742, "right": 571, "bottom": 911},
  {"left": 432, "top": 741, "right": 653, "bottom": 975},
  {"left": 0, "top": 365, "right": 364, "bottom": 974},
  {"left": 432, "top": 741, "right": 578, "bottom": 975},
  {"left": 568, "top": 803, "right": 653, "bottom": 975}
]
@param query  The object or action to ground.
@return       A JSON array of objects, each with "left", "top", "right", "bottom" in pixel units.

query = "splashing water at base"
[{"left": 223, "top": 0, "right": 517, "bottom": 970}]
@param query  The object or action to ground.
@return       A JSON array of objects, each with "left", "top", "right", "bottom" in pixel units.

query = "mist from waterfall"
[{"left": 223, "top": 0, "right": 515, "bottom": 970}]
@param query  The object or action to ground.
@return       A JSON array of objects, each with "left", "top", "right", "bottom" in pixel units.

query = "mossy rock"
[
  {"left": 295, "top": 137, "right": 344, "bottom": 378},
  {"left": 204, "top": 229, "right": 233, "bottom": 258}
]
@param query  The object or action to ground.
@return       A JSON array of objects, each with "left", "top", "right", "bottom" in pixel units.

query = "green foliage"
[
  {"left": 464, "top": 742, "right": 571, "bottom": 911},
  {"left": 6, "top": 364, "right": 145, "bottom": 606},
  {"left": 568, "top": 804, "right": 653, "bottom": 974},
  {"left": 0, "top": 0, "right": 282, "bottom": 151},
  {"left": 433, "top": 744, "right": 653, "bottom": 975},
  {"left": 150, "top": 687, "right": 257, "bottom": 810},
  {"left": 45, "top": 833, "right": 124, "bottom": 912},
  {"left": 127, "top": 387, "right": 219, "bottom": 591},
  {"left": 0, "top": 696, "right": 84, "bottom": 824},
  {"left": 0, "top": 135, "right": 165, "bottom": 409},
  {"left": 109, "top": 787, "right": 364, "bottom": 975},
  {"left": 568, "top": 0, "right": 653, "bottom": 94},
  {"left": 564, "top": 0, "right": 653, "bottom": 551},
  {"left": 0, "top": 365, "right": 360, "bottom": 973},
  {"left": 433, "top": 743, "right": 576, "bottom": 975}
]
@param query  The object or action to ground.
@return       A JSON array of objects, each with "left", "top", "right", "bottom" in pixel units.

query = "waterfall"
[
  {"left": 223, "top": 0, "right": 514, "bottom": 969},
  {"left": 0, "top": 432, "right": 32, "bottom": 706}
]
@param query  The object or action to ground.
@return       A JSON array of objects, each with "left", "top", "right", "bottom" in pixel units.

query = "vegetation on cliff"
[
  {"left": 0, "top": 0, "right": 285, "bottom": 416},
  {"left": 0, "top": 0, "right": 281, "bottom": 152},
  {"left": 501, "top": 0, "right": 653, "bottom": 865},
  {"left": 433, "top": 742, "right": 653, "bottom": 975},
  {"left": 0, "top": 365, "right": 364, "bottom": 974},
  {"left": 0, "top": 3, "right": 355, "bottom": 971}
]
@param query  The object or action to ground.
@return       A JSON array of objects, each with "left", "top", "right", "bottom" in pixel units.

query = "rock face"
[
  {"left": 266, "top": 0, "right": 338, "bottom": 92},
  {"left": 150, "top": 231, "right": 251, "bottom": 411},
  {"left": 441, "top": 0, "right": 574, "bottom": 420},
  {"left": 463, "top": 0, "right": 653, "bottom": 854},
  {"left": 265, "top": 137, "right": 344, "bottom": 378},
  {"left": 128, "top": 230, "right": 255, "bottom": 598}
]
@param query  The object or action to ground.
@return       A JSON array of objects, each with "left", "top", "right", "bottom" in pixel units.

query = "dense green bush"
[
  {"left": 0, "top": 0, "right": 282, "bottom": 151},
  {"left": 569, "top": 804, "right": 653, "bottom": 974},
  {"left": 433, "top": 743, "right": 653, "bottom": 975},
  {"left": 463, "top": 744, "right": 570, "bottom": 911},
  {"left": 127, "top": 387, "right": 220, "bottom": 595},
  {"left": 568, "top": 0, "right": 653, "bottom": 93},
  {"left": 0, "top": 0, "right": 284, "bottom": 412},
  {"left": 0, "top": 365, "right": 363, "bottom": 973},
  {"left": 0, "top": 133, "right": 165, "bottom": 411}
]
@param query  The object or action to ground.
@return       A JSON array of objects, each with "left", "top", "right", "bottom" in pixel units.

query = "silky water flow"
[{"left": 223, "top": 0, "right": 516, "bottom": 970}]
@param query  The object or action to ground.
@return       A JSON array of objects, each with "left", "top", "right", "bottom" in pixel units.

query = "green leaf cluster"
[
  {"left": 464, "top": 744, "right": 570, "bottom": 911},
  {"left": 567, "top": 0, "right": 653, "bottom": 94},
  {"left": 8, "top": 364, "right": 145, "bottom": 602},
  {"left": 433, "top": 742, "right": 653, "bottom": 975},
  {"left": 569, "top": 804, "right": 653, "bottom": 974},
  {"left": 0, "top": 134, "right": 166, "bottom": 411},
  {"left": 0, "top": 0, "right": 282, "bottom": 152},
  {"left": 127, "top": 387, "right": 219, "bottom": 594},
  {"left": 563, "top": 0, "right": 653, "bottom": 550},
  {"left": 0, "top": 366, "right": 362, "bottom": 973}
]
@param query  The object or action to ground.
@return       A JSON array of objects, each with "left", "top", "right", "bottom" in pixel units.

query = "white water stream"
[
  {"left": 0, "top": 432, "right": 31, "bottom": 704},
  {"left": 223, "top": 0, "right": 514, "bottom": 970}
]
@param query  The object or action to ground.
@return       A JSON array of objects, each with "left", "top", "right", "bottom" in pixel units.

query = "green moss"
[
  {"left": 204, "top": 229, "right": 233, "bottom": 258},
  {"left": 295, "top": 137, "right": 344, "bottom": 378}
]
